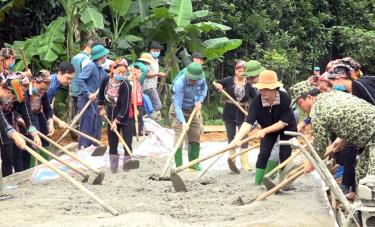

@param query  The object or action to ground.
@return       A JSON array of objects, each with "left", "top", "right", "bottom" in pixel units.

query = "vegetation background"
[{"left": 1, "top": 0, "right": 374, "bottom": 125}]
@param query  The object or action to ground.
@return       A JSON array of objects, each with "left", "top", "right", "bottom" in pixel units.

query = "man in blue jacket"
[
  {"left": 76, "top": 44, "right": 109, "bottom": 148},
  {"left": 169, "top": 62, "right": 208, "bottom": 171}
]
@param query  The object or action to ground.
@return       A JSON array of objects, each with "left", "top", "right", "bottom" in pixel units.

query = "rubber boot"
[
  {"left": 255, "top": 168, "right": 266, "bottom": 185},
  {"left": 240, "top": 151, "right": 251, "bottom": 171},
  {"left": 265, "top": 160, "right": 279, "bottom": 179},
  {"left": 188, "top": 143, "right": 202, "bottom": 171},
  {"left": 175, "top": 147, "right": 183, "bottom": 167},
  {"left": 109, "top": 154, "right": 119, "bottom": 174}
]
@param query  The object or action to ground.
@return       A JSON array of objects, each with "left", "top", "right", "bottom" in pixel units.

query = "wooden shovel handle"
[
  {"left": 57, "top": 89, "right": 99, "bottom": 143},
  {"left": 213, "top": 81, "right": 248, "bottom": 116},
  {"left": 66, "top": 125, "right": 101, "bottom": 145},
  {"left": 175, "top": 136, "right": 255, "bottom": 173},
  {"left": 37, "top": 131, "right": 100, "bottom": 175},
  {"left": 160, "top": 107, "right": 199, "bottom": 177},
  {"left": 229, "top": 144, "right": 260, "bottom": 160},
  {"left": 103, "top": 114, "right": 133, "bottom": 156},
  {"left": 21, "top": 135, "right": 87, "bottom": 178},
  {"left": 255, "top": 168, "right": 304, "bottom": 202},
  {"left": 23, "top": 145, "right": 119, "bottom": 216}
]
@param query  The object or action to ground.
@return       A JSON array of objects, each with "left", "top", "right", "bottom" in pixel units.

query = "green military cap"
[{"left": 288, "top": 80, "right": 316, "bottom": 104}]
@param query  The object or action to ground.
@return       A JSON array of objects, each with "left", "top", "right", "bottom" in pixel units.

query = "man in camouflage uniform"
[{"left": 289, "top": 83, "right": 375, "bottom": 181}]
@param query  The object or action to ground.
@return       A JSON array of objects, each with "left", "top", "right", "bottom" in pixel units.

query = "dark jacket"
[{"left": 352, "top": 76, "right": 375, "bottom": 106}]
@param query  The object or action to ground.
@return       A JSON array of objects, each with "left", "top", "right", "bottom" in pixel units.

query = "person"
[
  {"left": 143, "top": 41, "right": 166, "bottom": 121},
  {"left": 313, "top": 66, "right": 321, "bottom": 77},
  {"left": 129, "top": 53, "right": 154, "bottom": 86},
  {"left": 169, "top": 62, "right": 208, "bottom": 170},
  {"left": 98, "top": 59, "right": 132, "bottom": 173},
  {"left": 191, "top": 52, "right": 205, "bottom": 65},
  {"left": 70, "top": 37, "right": 94, "bottom": 122},
  {"left": 231, "top": 70, "right": 297, "bottom": 185},
  {"left": 128, "top": 65, "right": 145, "bottom": 137},
  {"left": 76, "top": 44, "right": 109, "bottom": 148},
  {"left": 24, "top": 70, "right": 54, "bottom": 167},
  {"left": 46, "top": 62, "right": 75, "bottom": 129},
  {"left": 214, "top": 60, "right": 257, "bottom": 171}
]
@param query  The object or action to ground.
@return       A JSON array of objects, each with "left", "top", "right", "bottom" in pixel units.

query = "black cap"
[
  {"left": 149, "top": 41, "right": 163, "bottom": 50},
  {"left": 192, "top": 52, "right": 206, "bottom": 60}
]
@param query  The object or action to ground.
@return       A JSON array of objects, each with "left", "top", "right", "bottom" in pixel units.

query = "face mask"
[
  {"left": 32, "top": 87, "right": 39, "bottom": 95},
  {"left": 9, "top": 63, "right": 15, "bottom": 71},
  {"left": 114, "top": 74, "right": 124, "bottom": 81},
  {"left": 333, "top": 84, "right": 345, "bottom": 91},
  {"left": 151, "top": 51, "right": 160, "bottom": 58}
]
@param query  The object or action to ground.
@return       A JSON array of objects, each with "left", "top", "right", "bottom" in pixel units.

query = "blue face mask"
[
  {"left": 114, "top": 74, "right": 124, "bottom": 81},
  {"left": 9, "top": 63, "right": 15, "bottom": 71},
  {"left": 333, "top": 84, "right": 345, "bottom": 91},
  {"left": 32, "top": 87, "right": 39, "bottom": 95},
  {"left": 151, "top": 51, "right": 160, "bottom": 58}
]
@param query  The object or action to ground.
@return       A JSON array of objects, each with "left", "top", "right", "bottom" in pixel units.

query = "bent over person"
[
  {"left": 169, "top": 62, "right": 207, "bottom": 171},
  {"left": 231, "top": 70, "right": 297, "bottom": 185}
]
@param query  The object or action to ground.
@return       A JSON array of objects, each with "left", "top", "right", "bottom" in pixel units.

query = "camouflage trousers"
[{"left": 356, "top": 142, "right": 375, "bottom": 180}]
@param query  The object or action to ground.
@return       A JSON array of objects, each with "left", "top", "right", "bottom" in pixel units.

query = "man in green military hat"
[{"left": 169, "top": 62, "right": 208, "bottom": 171}]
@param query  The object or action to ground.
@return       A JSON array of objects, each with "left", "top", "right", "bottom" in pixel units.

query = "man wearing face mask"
[
  {"left": 76, "top": 44, "right": 109, "bottom": 148},
  {"left": 143, "top": 41, "right": 166, "bottom": 121},
  {"left": 98, "top": 59, "right": 132, "bottom": 173}
]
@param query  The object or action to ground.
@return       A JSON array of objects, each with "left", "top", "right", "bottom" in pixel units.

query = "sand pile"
[{"left": 1, "top": 155, "right": 335, "bottom": 227}]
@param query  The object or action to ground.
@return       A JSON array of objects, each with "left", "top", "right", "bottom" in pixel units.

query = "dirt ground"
[{"left": 0, "top": 125, "right": 334, "bottom": 226}]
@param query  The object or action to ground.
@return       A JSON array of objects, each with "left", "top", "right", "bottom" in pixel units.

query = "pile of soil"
[{"left": 1, "top": 155, "right": 334, "bottom": 226}]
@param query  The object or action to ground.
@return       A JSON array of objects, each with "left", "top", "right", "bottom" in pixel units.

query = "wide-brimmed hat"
[
  {"left": 91, "top": 44, "right": 109, "bottom": 61},
  {"left": 288, "top": 80, "right": 316, "bottom": 104},
  {"left": 184, "top": 62, "right": 204, "bottom": 80},
  {"left": 138, "top": 53, "right": 155, "bottom": 65},
  {"left": 253, "top": 70, "right": 282, "bottom": 89},
  {"left": 243, "top": 60, "right": 266, "bottom": 77}
]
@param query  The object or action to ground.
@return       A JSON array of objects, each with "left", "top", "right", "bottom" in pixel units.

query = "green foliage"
[
  {"left": 80, "top": 7, "right": 104, "bottom": 29},
  {"left": 169, "top": 0, "right": 193, "bottom": 27},
  {"left": 204, "top": 38, "right": 242, "bottom": 60}
]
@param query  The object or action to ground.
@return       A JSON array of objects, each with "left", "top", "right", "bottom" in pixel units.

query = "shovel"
[
  {"left": 262, "top": 149, "right": 302, "bottom": 190},
  {"left": 57, "top": 89, "right": 99, "bottom": 144},
  {"left": 22, "top": 144, "right": 119, "bottom": 216},
  {"left": 64, "top": 125, "right": 107, "bottom": 156},
  {"left": 227, "top": 144, "right": 260, "bottom": 173},
  {"left": 159, "top": 107, "right": 199, "bottom": 179},
  {"left": 103, "top": 115, "right": 139, "bottom": 170},
  {"left": 170, "top": 136, "right": 255, "bottom": 192},
  {"left": 37, "top": 132, "right": 105, "bottom": 185},
  {"left": 213, "top": 81, "right": 248, "bottom": 116},
  {"left": 21, "top": 135, "right": 90, "bottom": 183}
]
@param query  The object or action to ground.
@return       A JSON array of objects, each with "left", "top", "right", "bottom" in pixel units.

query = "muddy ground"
[{"left": 1, "top": 155, "right": 335, "bottom": 227}]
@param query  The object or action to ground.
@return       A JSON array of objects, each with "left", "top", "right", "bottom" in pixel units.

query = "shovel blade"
[
  {"left": 262, "top": 177, "right": 276, "bottom": 190},
  {"left": 91, "top": 146, "right": 107, "bottom": 156},
  {"left": 123, "top": 160, "right": 140, "bottom": 170},
  {"left": 81, "top": 174, "right": 89, "bottom": 183},
  {"left": 92, "top": 171, "right": 105, "bottom": 185},
  {"left": 227, "top": 158, "right": 240, "bottom": 173},
  {"left": 170, "top": 170, "right": 187, "bottom": 192}
]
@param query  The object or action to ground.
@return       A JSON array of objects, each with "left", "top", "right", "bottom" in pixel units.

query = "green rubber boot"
[
  {"left": 255, "top": 168, "right": 266, "bottom": 185},
  {"left": 30, "top": 148, "right": 50, "bottom": 168},
  {"left": 188, "top": 142, "right": 202, "bottom": 171},
  {"left": 265, "top": 160, "right": 279, "bottom": 179},
  {"left": 174, "top": 147, "right": 183, "bottom": 167}
]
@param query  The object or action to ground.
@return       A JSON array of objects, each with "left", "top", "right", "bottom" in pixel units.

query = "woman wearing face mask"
[
  {"left": 0, "top": 48, "right": 32, "bottom": 80},
  {"left": 214, "top": 60, "right": 257, "bottom": 171},
  {"left": 98, "top": 59, "right": 132, "bottom": 173}
]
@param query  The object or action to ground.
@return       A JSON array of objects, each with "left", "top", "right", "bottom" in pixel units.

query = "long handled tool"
[
  {"left": 103, "top": 114, "right": 139, "bottom": 170},
  {"left": 255, "top": 167, "right": 304, "bottom": 202},
  {"left": 57, "top": 89, "right": 99, "bottom": 143},
  {"left": 23, "top": 144, "right": 118, "bottom": 216},
  {"left": 213, "top": 81, "right": 248, "bottom": 115},
  {"left": 195, "top": 153, "right": 225, "bottom": 180},
  {"left": 160, "top": 107, "right": 199, "bottom": 178},
  {"left": 21, "top": 135, "right": 89, "bottom": 183},
  {"left": 262, "top": 149, "right": 302, "bottom": 190},
  {"left": 170, "top": 136, "right": 255, "bottom": 192},
  {"left": 227, "top": 144, "right": 260, "bottom": 173},
  {"left": 37, "top": 132, "right": 105, "bottom": 185},
  {"left": 64, "top": 125, "right": 107, "bottom": 156},
  {"left": 20, "top": 47, "right": 29, "bottom": 71},
  {"left": 132, "top": 76, "right": 139, "bottom": 141}
]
